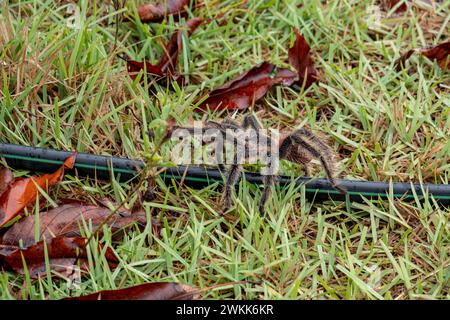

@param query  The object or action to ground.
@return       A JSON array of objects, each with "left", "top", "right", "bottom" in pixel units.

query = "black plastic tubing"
[{"left": 0, "top": 143, "right": 449, "bottom": 204}]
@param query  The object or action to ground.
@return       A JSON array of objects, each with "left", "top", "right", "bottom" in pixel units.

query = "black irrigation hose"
[{"left": 0, "top": 143, "right": 449, "bottom": 205}]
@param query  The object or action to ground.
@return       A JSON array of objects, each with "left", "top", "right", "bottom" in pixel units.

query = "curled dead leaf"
[
  {"left": 0, "top": 237, "right": 118, "bottom": 278},
  {"left": 288, "top": 28, "right": 318, "bottom": 88},
  {"left": 396, "top": 41, "right": 450, "bottom": 70},
  {"left": 0, "top": 167, "right": 13, "bottom": 196},
  {"left": 386, "top": 0, "right": 408, "bottom": 13},
  {"left": 196, "top": 28, "right": 319, "bottom": 112},
  {"left": 124, "top": 18, "right": 202, "bottom": 85},
  {"left": 125, "top": 59, "right": 164, "bottom": 80},
  {"left": 1, "top": 202, "right": 149, "bottom": 248},
  {"left": 138, "top": 0, "right": 190, "bottom": 23},
  {"left": 158, "top": 17, "right": 202, "bottom": 74},
  {"left": 65, "top": 282, "right": 198, "bottom": 300},
  {"left": 0, "top": 154, "right": 76, "bottom": 228},
  {"left": 196, "top": 62, "right": 297, "bottom": 111}
]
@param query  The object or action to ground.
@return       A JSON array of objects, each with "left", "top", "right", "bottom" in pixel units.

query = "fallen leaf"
[
  {"left": 125, "top": 18, "right": 202, "bottom": 83},
  {"left": 0, "top": 237, "right": 118, "bottom": 278},
  {"left": 125, "top": 59, "right": 164, "bottom": 80},
  {"left": 197, "top": 62, "right": 297, "bottom": 111},
  {"left": 288, "top": 28, "right": 318, "bottom": 88},
  {"left": 386, "top": 0, "right": 408, "bottom": 13},
  {"left": 138, "top": 0, "right": 190, "bottom": 23},
  {"left": 65, "top": 282, "right": 197, "bottom": 300},
  {"left": 1, "top": 202, "right": 149, "bottom": 247},
  {"left": 195, "top": 28, "right": 320, "bottom": 111},
  {"left": 157, "top": 17, "right": 202, "bottom": 74},
  {"left": 386, "top": 0, "right": 439, "bottom": 12},
  {"left": 0, "top": 154, "right": 76, "bottom": 228},
  {"left": 396, "top": 41, "right": 450, "bottom": 70},
  {"left": 0, "top": 167, "right": 13, "bottom": 195}
]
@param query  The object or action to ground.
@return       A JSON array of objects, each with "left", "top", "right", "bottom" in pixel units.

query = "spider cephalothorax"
[{"left": 169, "top": 114, "right": 345, "bottom": 213}]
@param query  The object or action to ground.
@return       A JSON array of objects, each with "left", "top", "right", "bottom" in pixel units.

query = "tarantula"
[{"left": 168, "top": 114, "right": 345, "bottom": 213}]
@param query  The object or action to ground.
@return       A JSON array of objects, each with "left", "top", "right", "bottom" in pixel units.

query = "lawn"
[{"left": 0, "top": 0, "right": 449, "bottom": 300}]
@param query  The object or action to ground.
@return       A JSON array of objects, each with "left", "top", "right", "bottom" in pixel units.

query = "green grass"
[{"left": 0, "top": 0, "right": 449, "bottom": 299}]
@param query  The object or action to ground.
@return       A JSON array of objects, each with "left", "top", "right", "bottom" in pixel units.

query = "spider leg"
[
  {"left": 206, "top": 119, "right": 240, "bottom": 131},
  {"left": 222, "top": 164, "right": 241, "bottom": 210},
  {"left": 297, "top": 127, "right": 336, "bottom": 159},
  {"left": 296, "top": 128, "right": 342, "bottom": 181},
  {"left": 259, "top": 175, "right": 275, "bottom": 214},
  {"left": 285, "top": 132, "right": 346, "bottom": 194},
  {"left": 196, "top": 121, "right": 238, "bottom": 205},
  {"left": 242, "top": 114, "right": 277, "bottom": 212},
  {"left": 279, "top": 136, "right": 293, "bottom": 159},
  {"left": 222, "top": 118, "right": 240, "bottom": 128},
  {"left": 281, "top": 133, "right": 311, "bottom": 176},
  {"left": 172, "top": 124, "right": 230, "bottom": 137}
]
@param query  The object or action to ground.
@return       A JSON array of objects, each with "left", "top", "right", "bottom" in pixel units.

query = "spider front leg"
[
  {"left": 259, "top": 175, "right": 275, "bottom": 214},
  {"left": 222, "top": 164, "right": 242, "bottom": 210},
  {"left": 242, "top": 114, "right": 273, "bottom": 213}
]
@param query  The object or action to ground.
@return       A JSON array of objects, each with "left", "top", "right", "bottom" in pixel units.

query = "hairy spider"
[{"left": 169, "top": 114, "right": 346, "bottom": 213}]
